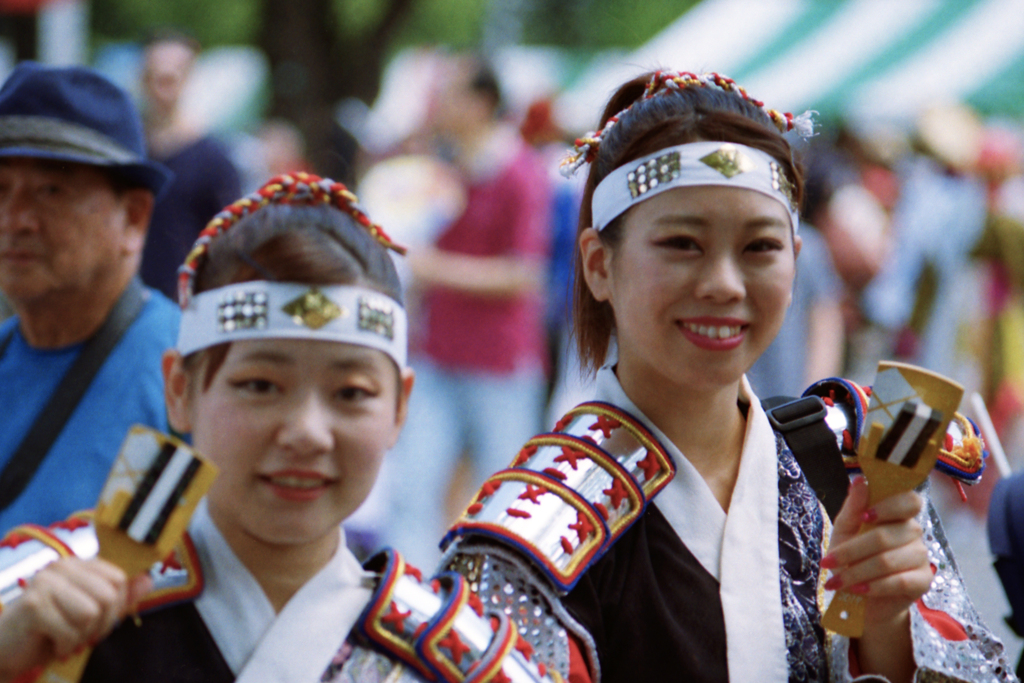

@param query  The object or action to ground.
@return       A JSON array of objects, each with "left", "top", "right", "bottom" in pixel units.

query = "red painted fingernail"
[
  {"left": 861, "top": 508, "right": 878, "bottom": 524},
  {"left": 820, "top": 554, "right": 838, "bottom": 570},
  {"left": 824, "top": 576, "right": 843, "bottom": 591},
  {"left": 849, "top": 582, "right": 870, "bottom": 595}
]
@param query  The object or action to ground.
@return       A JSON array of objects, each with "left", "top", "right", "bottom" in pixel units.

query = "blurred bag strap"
[
  {"left": 763, "top": 395, "right": 850, "bottom": 522},
  {"left": 0, "top": 277, "right": 147, "bottom": 512}
]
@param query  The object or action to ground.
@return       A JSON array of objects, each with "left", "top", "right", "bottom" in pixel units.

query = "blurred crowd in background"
[{"left": 3, "top": 0, "right": 1024, "bottom": 664}]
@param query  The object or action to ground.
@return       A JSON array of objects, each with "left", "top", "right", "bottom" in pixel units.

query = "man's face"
[
  {"left": 0, "top": 158, "right": 145, "bottom": 308},
  {"left": 141, "top": 41, "right": 195, "bottom": 117}
]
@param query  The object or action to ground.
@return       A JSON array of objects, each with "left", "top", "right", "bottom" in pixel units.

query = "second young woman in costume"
[
  {"left": 0, "top": 174, "right": 554, "bottom": 683},
  {"left": 439, "top": 72, "right": 1012, "bottom": 683}
]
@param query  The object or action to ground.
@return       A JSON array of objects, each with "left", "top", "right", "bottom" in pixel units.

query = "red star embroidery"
[
  {"left": 864, "top": 386, "right": 873, "bottom": 397},
  {"left": 515, "top": 635, "right": 534, "bottom": 660},
  {"left": 542, "top": 467, "right": 567, "bottom": 481},
  {"left": 52, "top": 517, "right": 90, "bottom": 532},
  {"left": 467, "top": 503, "right": 484, "bottom": 515},
  {"left": 603, "top": 478, "right": 628, "bottom": 509},
  {"left": 560, "top": 536, "right": 574, "bottom": 554},
  {"left": 590, "top": 414, "right": 621, "bottom": 438},
  {"left": 430, "top": 579, "right": 441, "bottom": 594},
  {"left": 637, "top": 450, "right": 660, "bottom": 481},
  {"left": 491, "top": 668, "right": 512, "bottom": 683},
  {"left": 413, "top": 622, "right": 428, "bottom": 639},
  {"left": 468, "top": 592, "right": 484, "bottom": 617},
  {"left": 405, "top": 564, "right": 423, "bottom": 582},
  {"left": 381, "top": 601, "right": 411, "bottom": 631},
  {"left": 842, "top": 430, "right": 853, "bottom": 451},
  {"left": 0, "top": 532, "right": 31, "bottom": 549},
  {"left": 518, "top": 484, "right": 546, "bottom": 504},
  {"left": 513, "top": 444, "right": 538, "bottom": 466},
  {"left": 554, "top": 446, "right": 587, "bottom": 470},
  {"left": 438, "top": 630, "right": 471, "bottom": 665},
  {"left": 160, "top": 550, "right": 183, "bottom": 572},
  {"left": 554, "top": 414, "right": 573, "bottom": 432},
  {"left": 568, "top": 512, "right": 595, "bottom": 543},
  {"left": 594, "top": 502, "right": 609, "bottom": 520},
  {"left": 481, "top": 480, "right": 503, "bottom": 497},
  {"left": 506, "top": 508, "right": 532, "bottom": 519}
]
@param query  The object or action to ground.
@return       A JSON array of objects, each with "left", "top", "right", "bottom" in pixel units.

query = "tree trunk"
[{"left": 258, "top": 0, "right": 416, "bottom": 181}]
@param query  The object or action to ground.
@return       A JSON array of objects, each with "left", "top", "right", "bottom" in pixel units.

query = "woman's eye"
[
  {"left": 746, "top": 239, "right": 783, "bottom": 253},
  {"left": 657, "top": 236, "right": 700, "bottom": 251},
  {"left": 232, "top": 379, "right": 277, "bottom": 394},
  {"left": 337, "top": 386, "right": 374, "bottom": 401}
]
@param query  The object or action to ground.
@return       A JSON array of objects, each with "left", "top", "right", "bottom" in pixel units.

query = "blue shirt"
[{"left": 0, "top": 288, "right": 180, "bottom": 530}]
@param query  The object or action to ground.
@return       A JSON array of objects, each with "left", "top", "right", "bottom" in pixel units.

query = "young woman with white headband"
[
  {"left": 0, "top": 174, "right": 555, "bottom": 683},
  {"left": 437, "top": 72, "right": 1012, "bottom": 683}
]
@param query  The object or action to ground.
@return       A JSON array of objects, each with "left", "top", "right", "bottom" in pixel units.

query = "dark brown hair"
[
  {"left": 573, "top": 73, "right": 806, "bottom": 373},
  {"left": 185, "top": 202, "right": 403, "bottom": 388}
]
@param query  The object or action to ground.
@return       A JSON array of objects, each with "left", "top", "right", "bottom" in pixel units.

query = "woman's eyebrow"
[{"left": 236, "top": 349, "right": 294, "bottom": 365}]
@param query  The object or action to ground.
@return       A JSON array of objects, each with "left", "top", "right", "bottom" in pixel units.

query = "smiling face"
[
  {"left": 165, "top": 338, "right": 412, "bottom": 552},
  {"left": 581, "top": 184, "right": 800, "bottom": 401}
]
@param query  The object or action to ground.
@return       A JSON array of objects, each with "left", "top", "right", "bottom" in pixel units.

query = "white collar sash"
[
  {"left": 593, "top": 368, "right": 788, "bottom": 681},
  {"left": 190, "top": 500, "right": 375, "bottom": 682}
]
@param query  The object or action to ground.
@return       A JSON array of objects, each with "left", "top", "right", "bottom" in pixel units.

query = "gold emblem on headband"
[
  {"left": 627, "top": 152, "right": 682, "bottom": 199},
  {"left": 283, "top": 288, "right": 345, "bottom": 330},
  {"left": 699, "top": 144, "right": 755, "bottom": 178},
  {"left": 358, "top": 297, "right": 395, "bottom": 340},
  {"left": 769, "top": 161, "right": 795, "bottom": 208}
]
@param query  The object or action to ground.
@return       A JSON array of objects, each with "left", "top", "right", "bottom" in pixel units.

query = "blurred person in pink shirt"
[{"left": 382, "top": 54, "right": 552, "bottom": 568}]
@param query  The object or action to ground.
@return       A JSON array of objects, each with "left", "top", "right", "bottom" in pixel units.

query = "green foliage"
[
  {"left": 521, "top": 0, "right": 700, "bottom": 49},
  {"left": 91, "top": 0, "right": 258, "bottom": 48},
  {"left": 389, "top": 0, "right": 489, "bottom": 50},
  {"left": 334, "top": 0, "right": 389, "bottom": 39},
  {"left": 91, "top": 0, "right": 697, "bottom": 53}
]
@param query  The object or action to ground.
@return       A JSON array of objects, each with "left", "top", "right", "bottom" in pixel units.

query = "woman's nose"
[
  {"left": 695, "top": 254, "right": 745, "bottom": 303},
  {"left": 277, "top": 393, "right": 335, "bottom": 456}
]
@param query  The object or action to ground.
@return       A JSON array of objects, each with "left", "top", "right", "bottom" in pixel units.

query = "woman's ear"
[
  {"left": 390, "top": 367, "right": 416, "bottom": 449},
  {"left": 579, "top": 227, "right": 613, "bottom": 303},
  {"left": 163, "top": 350, "right": 194, "bottom": 434}
]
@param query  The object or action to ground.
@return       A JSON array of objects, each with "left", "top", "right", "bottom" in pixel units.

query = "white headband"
[
  {"left": 177, "top": 281, "right": 408, "bottom": 368},
  {"left": 591, "top": 141, "right": 799, "bottom": 232}
]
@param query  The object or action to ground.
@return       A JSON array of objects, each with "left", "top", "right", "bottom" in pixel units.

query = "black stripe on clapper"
[
  {"left": 118, "top": 441, "right": 177, "bottom": 532},
  {"left": 143, "top": 457, "right": 202, "bottom": 544},
  {"left": 875, "top": 401, "right": 943, "bottom": 469}
]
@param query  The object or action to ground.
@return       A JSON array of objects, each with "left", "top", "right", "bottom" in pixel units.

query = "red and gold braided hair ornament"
[
  {"left": 176, "top": 172, "right": 406, "bottom": 308},
  {"left": 560, "top": 70, "right": 816, "bottom": 178}
]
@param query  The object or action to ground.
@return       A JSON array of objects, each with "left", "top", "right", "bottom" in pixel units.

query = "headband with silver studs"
[
  {"left": 590, "top": 141, "right": 799, "bottom": 232},
  {"left": 176, "top": 281, "right": 408, "bottom": 368}
]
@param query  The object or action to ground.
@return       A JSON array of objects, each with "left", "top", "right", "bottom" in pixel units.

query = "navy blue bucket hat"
[{"left": 0, "top": 61, "right": 171, "bottom": 195}]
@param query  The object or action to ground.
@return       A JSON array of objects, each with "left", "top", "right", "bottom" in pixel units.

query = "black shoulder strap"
[
  {"left": 0, "top": 278, "right": 148, "bottom": 512},
  {"left": 763, "top": 395, "right": 850, "bottom": 522}
]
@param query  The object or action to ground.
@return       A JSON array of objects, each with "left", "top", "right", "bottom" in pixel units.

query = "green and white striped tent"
[{"left": 557, "top": 0, "right": 1024, "bottom": 133}]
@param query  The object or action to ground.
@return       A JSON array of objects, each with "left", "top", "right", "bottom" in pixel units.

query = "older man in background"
[{"left": 0, "top": 61, "right": 178, "bottom": 530}]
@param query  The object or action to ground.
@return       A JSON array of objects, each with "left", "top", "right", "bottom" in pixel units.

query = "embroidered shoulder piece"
[
  {"left": 802, "top": 378, "right": 987, "bottom": 485},
  {"left": 357, "top": 548, "right": 556, "bottom": 683},
  {"left": 0, "top": 513, "right": 202, "bottom": 616},
  {"left": 135, "top": 533, "right": 204, "bottom": 613},
  {"left": 441, "top": 402, "right": 676, "bottom": 593}
]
